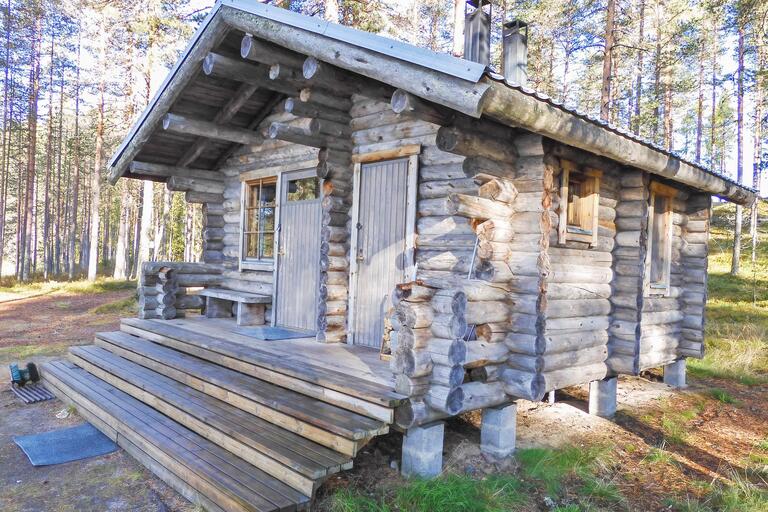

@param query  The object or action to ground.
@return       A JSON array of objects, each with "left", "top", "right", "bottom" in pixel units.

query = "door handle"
[{"left": 356, "top": 247, "right": 364, "bottom": 262}]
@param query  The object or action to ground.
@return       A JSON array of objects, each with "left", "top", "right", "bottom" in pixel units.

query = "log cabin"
[{"left": 41, "top": 1, "right": 758, "bottom": 511}]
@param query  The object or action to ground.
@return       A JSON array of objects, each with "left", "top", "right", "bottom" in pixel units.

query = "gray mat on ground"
[
  {"left": 11, "top": 382, "right": 55, "bottom": 404},
  {"left": 14, "top": 423, "right": 118, "bottom": 466},
  {"left": 236, "top": 326, "right": 313, "bottom": 340}
]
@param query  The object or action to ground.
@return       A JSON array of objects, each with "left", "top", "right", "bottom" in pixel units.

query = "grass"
[
  {"left": 92, "top": 294, "right": 138, "bottom": 315},
  {"left": 0, "top": 277, "right": 136, "bottom": 296},
  {"left": 658, "top": 403, "right": 705, "bottom": 445},
  {"left": 0, "top": 342, "right": 70, "bottom": 364},
  {"left": 666, "top": 470, "right": 768, "bottom": 512},
  {"left": 706, "top": 388, "right": 740, "bottom": 405},
  {"left": 643, "top": 443, "right": 677, "bottom": 466},
  {"left": 686, "top": 202, "right": 768, "bottom": 386},
  {"left": 517, "top": 445, "right": 610, "bottom": 495},
  {"left": 327, "top": 474, "right": 528, "bottom": 512}
]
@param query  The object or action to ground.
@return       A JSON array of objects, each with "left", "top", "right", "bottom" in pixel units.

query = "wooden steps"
[
  {"left": 68, "top": 344, "right": 349, "bottom": 496},
  {"left": 42, "top": 360, "right": 311, "bottom": 512},
  {"left": 120, "top": 318, "right": 404, "bottom": 422},
  {"left": 94, "top": 330, "right": 387, "bottom": 455},
  {"left": 41, "top": 318, "right": 404, "bottom": 510}
]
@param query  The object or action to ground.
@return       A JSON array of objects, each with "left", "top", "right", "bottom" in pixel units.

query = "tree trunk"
[
  {"left": 68, "top": 31, "right": 82, "bottom": 280},
  {"left": 751, "top": 18, "right": 765, "bottom": 277},
  {"left": 113, "top": 182, "right": 130, "bottom": 279},
  {"left": 731, "top": 26, "right": 745, "bottom": 275},
  {"left": 87, "top": 26, "right": 107, "bottom": 281},
  {"left": 323, "top": 0, "right": 339, "bottom": 23},
  {"left": 138, "top": 180, "right": 154, "bottom": 278},
  {"left": 709, "top": 18, "right": 717, "bottom": 167},
  {"left": 632, "top": 0, "right": 645, "bottom": 135},
  {"left": 42, "top": 30, "right": 55, "bottom": 279},
  {"left": 452, "top": 0, "right": 465, "bottom": 57},
  {"left": 600, "top": 0, "right": 616, "bottom": 121},
  {"left": 0, "top": 0, "right": 11, "bottom": 279},
  {"left": 695, "top": 43, "right": 704, "bottom": 162},
  {"left": 21, "top": 9, "right": 42, "bottom": 281}
]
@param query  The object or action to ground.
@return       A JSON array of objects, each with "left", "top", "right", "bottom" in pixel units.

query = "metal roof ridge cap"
[{"left": 221, "top": 0, "right": 486, "bottom": 83}]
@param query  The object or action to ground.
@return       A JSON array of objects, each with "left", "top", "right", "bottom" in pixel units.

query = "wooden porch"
[{"left": 41, "top": 315, "right": 405, "bottom": 512}]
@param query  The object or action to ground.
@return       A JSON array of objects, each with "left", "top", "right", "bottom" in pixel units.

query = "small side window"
[
  {"left": 558, "top": 159, "right": 601, "bottom": 245},
  {"left": 645, "top": 182, "right": 677, "bottom": 295}
]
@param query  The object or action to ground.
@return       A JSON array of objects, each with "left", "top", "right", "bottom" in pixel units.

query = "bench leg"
[
  {"left": 236, "top": 303, "right": 266, "bottom": 326},
  {"left": 205, "top": 297, "right": 232, "bottom": 319}
]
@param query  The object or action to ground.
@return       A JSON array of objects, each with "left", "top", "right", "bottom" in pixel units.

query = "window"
[
  {"left": 558, "top": 160, "right": 601, "bottom": 245},
  {"left": 241, "top": 177, "right": 277, "bottom": 265},
  {"left": 286, "top": 176, "right": 319, "bottom": 202},
  {"left": 645, "top": 182, "right": 677, "bottom": 295}
]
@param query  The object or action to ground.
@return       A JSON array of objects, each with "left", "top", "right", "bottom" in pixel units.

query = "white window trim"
[{"left": 238, "top": 177, "right": 280, "bottom": 272}]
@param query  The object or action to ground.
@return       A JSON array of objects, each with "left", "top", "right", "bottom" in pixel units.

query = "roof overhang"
[{"left": 107, "top": 0, "right": 757, "bottom": 206}]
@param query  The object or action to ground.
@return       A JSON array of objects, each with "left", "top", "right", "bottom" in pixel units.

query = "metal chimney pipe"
[
  {"left": 502, "top": 19, "right": 528, "bottom": 85},
  {"left": 463, "top": 1, "right": 491, "bottom": 66}
]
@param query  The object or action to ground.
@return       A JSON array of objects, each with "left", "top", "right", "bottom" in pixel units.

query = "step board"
[
  {"left": 42, "top": 360, "right": 310, "bottom": 512},
  {"left": 69, "top": 345, "right": 350, "bottom": 496},
  {"left": 120, "top": 318, "right": 404, "bottom": 423},
  {"left": 95, "top": 330, "right": 387, "bottom": 456}
]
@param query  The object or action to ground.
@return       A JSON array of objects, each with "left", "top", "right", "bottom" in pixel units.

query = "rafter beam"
[
  {"left": 203, "top": 52, "right": 298, "bottom": 96},
  {"left": 176, "top": 82, "right": 259, "bottom": 167},
  {"left": 240, "top": 34, "right": 307, "bottom": 68},
  {"left": 162, "top": 113, "right": 263, "bottom": 145},
  {"left": 129, "top": 161, "right": 224, "bottom": 181},
  {"left": 213, "top": 92, "right": 285, "bottom": 169}
]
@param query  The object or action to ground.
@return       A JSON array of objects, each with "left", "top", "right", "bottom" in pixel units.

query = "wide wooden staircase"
[{"left": 41, "top": 318, "right": 405, "bottom": 512}]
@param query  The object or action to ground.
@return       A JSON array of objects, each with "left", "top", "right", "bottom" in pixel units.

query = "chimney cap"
[
  {"left": 466, "top": 0, "right": 491, "bottom": 8},
  {"left": 503, "top": 19, "right": 529, "bottom": 30}
]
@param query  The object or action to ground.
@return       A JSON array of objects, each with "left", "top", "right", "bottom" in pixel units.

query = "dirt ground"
[
  {"left": 0, "top": 288, "right": 131, "bottom": 349},
  {"left": 1, "top": 289, "right": 766, "bottom": 511}
]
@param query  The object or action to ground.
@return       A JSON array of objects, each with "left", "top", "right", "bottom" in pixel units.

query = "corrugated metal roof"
[
  {"left": 220, "top": 0, "right": 487, "bottom": 83},
  {"left": 483, "top": 70, "right": 756, "bottom": 194},
  {"left": 108, "top": 0, "right": 757, "bottom": 198}
]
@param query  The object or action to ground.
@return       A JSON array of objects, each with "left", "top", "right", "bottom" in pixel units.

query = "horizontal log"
[
  {"left": 436, "top": 126, "right": 518, "bottom": 162},
  {"left": 163, "top": 113, "right": 262, "bottom": 146}
]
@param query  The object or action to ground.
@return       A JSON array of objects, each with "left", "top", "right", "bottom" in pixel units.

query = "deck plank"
[
  {"left": 95, "top": 331, "right": 386, "bottom": 451},
  {"left": 43, "top": 361, "right": 309, "bottom": 512},
  {"left": 120, "top": 318, "right": 404, "bottom": 416},
  {"left": 69, "top": 346, "right": 350, "bottom": 495}
]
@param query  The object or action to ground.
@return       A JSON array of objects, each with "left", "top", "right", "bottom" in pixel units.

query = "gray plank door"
[
  {"left": 350, "top": 158, "right": 410, "bottom": 348},
  {"left": 274, "top": 170, "right": 321, "bottom": 332}
]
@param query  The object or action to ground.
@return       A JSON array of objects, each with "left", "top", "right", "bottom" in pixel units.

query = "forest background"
[{"left": 0, "top": 0, "right": 765, "bottom": 283}]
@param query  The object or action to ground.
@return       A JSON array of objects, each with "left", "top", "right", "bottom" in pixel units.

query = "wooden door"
[
  {"left": 274, "top": 170, "right": 321, "bottom": 332},
  {"left": 349, "top": 158, "right": 416, "bottom": 347}
]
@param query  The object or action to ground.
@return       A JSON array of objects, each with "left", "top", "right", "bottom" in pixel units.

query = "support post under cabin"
[
  {"left": 480, "top": 402, "right": 517, "bottom": 459},
  {"left": 588, "top": 377, "right": 618, "bottom": 418},
  {"left": 663, "top": 359, "right": 687, "bottom": 388},
  {"left": 401, "top": 422, "right": 445, "bottom": 478}
]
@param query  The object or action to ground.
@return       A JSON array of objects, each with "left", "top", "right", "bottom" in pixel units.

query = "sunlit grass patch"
[
  {"left": 517, "top": 444, "right": 611, "bottom": 496},
  {"left": 327, "top": 474, "right": 528, "bottom": 512},
  {"left": 0, "top": 277, "right": 136, "bottom": 296},
  {"left": 706, "top": 388, "right": 740, "bottom": 405},
  {"left": 92, "top": 294, "right": 138, "bottom": 315},
  {"left": 643, "top": 445, "right": 677, "bottom": 466},
  {"left": 0, "top": 343, "right": 70, "bottom": 364}
]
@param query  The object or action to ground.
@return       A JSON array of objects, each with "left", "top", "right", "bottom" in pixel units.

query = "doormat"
[
  {"left": 237, "top": 326, "right": 313, "bottom": 340},
  {"left": 11, "top": 383, "right": 55, "bottom": 404},
  {"left": 14, "top": 423, "right": 118, "bottom": 466}
]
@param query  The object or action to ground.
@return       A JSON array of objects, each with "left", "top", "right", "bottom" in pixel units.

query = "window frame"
[
  {"left": 644, "top": 181, "right": 677, "bottom": 296},
  {"left": 558, "top": 159, "right": 602, "bottom": 246},
  {"left": 239, "top": 176, "right": 278, "bottom": 272}
]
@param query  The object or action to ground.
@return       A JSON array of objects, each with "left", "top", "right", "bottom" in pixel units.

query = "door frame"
[
  {"left": 347, "top": 153, "right": 419, "bottom": 345},
  {"left": 271, "top": 168, "right": 322, "bottom": 329}
]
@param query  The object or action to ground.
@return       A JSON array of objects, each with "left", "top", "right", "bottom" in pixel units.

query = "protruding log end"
[
  {"left": 435, "top": 126, "right": 460, "bottom": 153},
  {"left": 302, "top": 56, "right": 319, "bottom": 80},
  {"left": 161, "top": 114, "right": 172, "bottom": 131},
  {"left": 391, "top": 89, "right": 410, "bottom": 114},
  {"left": 240, "top": 34, "right": 253, "bottom": 59},
  {"left": 202, "top": 53, "right": 215, "bottom": 76},
  {"left": 283, "top": 97, "right": 296, "bottom": 113},
  {"left": 268, "top": 63, "right": 281, "bottom": 80},
  {"left": 267, "top": 122, "right": 280, "bottom": 140}
]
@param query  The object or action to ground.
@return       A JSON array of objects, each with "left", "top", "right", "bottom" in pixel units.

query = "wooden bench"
[{"left": 198, "top": 288, "right": 271, "bottom": 326}]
